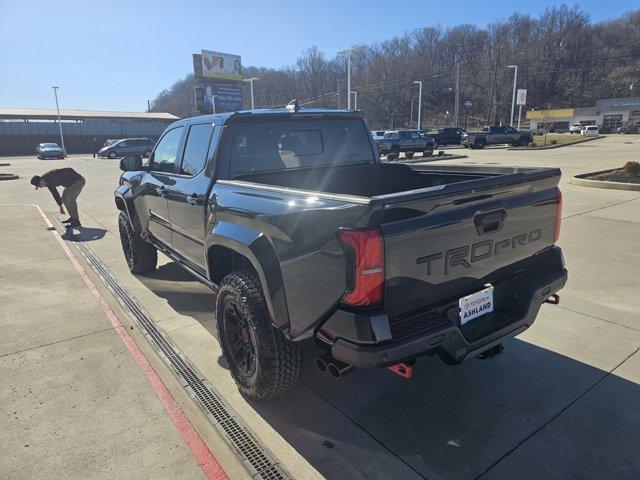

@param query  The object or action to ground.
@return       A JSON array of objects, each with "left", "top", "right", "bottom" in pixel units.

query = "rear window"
[{"left": 229, "top": 118, "right": 374, "bottom": 177}]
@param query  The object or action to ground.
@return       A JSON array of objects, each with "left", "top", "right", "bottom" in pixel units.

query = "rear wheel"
[
  {"left": 423, "top": 145, "right": 434, "bottom": 157},
  {"left": 474, "top": 139, "right": 486, "bottom": 149},
  {"left": 118, "top": 212, "right": 157, "bottom": 274},
  {"left": 387, "top": 146, "right": 400, "bottom": 161},
  {"left": 216, "top": 271, "right": 303, "bottom": 400}
]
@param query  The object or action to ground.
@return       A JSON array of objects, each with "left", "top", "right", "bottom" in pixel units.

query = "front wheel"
[
  {"left": 423, "top": 145, "right": 434, "bottom": 157},
  {"left": 474, "top": 139, "right": 486, "bottom": 149},
  {"left": 405, "top": 151, "right": 414, "bottom": 159},
  {"left": 118, "top": 212, "right": 157, "bottom": 274},
  {"left": 216, "top": 271, "right": 303, "bottom": 400}
]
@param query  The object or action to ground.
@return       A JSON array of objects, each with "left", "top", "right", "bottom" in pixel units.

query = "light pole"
[
  {"left": 212, "top": 95, "right": 218, "bottom": 114},
  {"left": 413, "top": 81, "right": 423, "bottom": 130},
  {"left": 338, "top": 48, "right": 357, "bottom": 109},
  {"left": 52, "top": 86, "right": 65, "bottom": 154},
  {"left": 351, "top": 91, "right": 357, "bottom": 110},
  {"left": 464, "top": 100, "right": 472, "bottom": 130},
  {"left": 243, "top": 77, "right": 259, "bottom": 109},
  {"left": 508, "top": 65, "right": 518, "bottom": 127}
]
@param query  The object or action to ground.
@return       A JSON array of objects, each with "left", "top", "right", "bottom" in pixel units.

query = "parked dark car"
[
  {"left": 462, "top": 126, "right": 533, "bottom": 148},
  {"left": 378, "top": 130, "right": 436, "bottom": 159},
  {"left": 617, "top": 123, "right": 639, "bottom": 134},
  {"left": 36, "top": 143, "right": 65, "bottom": 159},
  {"left": 115, "top": 106, "right": 567, "bottom": 399},
  {"left": 431, "top": 127, "right": 467, "bottom": 146},
  {"left": 99, "top": 138, "right": 155, "bottom": 159}
]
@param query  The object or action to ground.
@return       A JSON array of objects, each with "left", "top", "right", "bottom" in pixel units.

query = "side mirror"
[{"left": 120, "top": 155, "right": 143, "bottom": 172}]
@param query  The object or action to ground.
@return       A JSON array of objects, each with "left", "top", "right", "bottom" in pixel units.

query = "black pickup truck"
[{"left": 115, "top": 104, "right": 567, "bottom": 399}]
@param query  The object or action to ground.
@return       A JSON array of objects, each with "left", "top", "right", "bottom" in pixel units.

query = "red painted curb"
[{"left": 36, "top": 206, "right": 228, "bottom": 480}]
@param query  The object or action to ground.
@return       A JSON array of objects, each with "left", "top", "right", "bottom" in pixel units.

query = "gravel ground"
[{"left": 587, "top": 168, "right": 640, "bottom": 184}]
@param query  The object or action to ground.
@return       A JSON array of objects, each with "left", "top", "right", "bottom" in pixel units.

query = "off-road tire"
[
  {"left": 216, "top": 271, "right": 303, "bottom": 400},
  {"left": 387, "top": 146, "right": 400, "bottom": 161},
  {"left": 118, "top": 212, "right": 157, "bottom": 274}
]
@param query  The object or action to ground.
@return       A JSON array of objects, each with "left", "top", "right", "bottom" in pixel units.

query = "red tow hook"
[{"left": 387, "top": 363, "right": 413, "bottom": 379}]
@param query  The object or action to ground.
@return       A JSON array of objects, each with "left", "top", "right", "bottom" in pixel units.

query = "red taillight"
[
  {"left": 337, "top": 228, "right": 384, "bottom": 307},
  {"left": 554, "top": 187, "right": 563, "bottom": 243}
]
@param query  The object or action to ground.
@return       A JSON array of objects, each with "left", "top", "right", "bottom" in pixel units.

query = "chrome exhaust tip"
[
  {"left": 314, "top": 353, "right": 330, "bottom": 373},
  {"left": 327, "top": 360, "right": 354, "bottom": 379}
]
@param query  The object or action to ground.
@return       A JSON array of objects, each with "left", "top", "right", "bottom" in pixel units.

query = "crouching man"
[{"left": 31, "top": 168, "right": 86, "bottom": 228}]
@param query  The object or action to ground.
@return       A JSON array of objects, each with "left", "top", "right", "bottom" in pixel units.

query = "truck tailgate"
[{"left": 379, "top": 167, "right": 561, "bottom": 317}]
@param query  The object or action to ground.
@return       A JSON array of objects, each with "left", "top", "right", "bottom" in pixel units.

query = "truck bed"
[{"left": 234, "top": 162, "right": 498, "bottom": 198}]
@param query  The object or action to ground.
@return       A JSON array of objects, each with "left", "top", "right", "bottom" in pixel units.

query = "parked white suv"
[
  {"left": 581, "top": 125, "right": 600, "bottom": 137},
  {"left": 569, "top": 124, "right": 582, "bottom": 134}
]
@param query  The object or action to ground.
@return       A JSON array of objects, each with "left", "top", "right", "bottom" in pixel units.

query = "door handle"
[{"left": 186, "top": 193, "right": 200, "bottom": 206}]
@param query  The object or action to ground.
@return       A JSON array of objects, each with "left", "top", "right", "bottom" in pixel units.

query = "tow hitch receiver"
[
  {"left": 545, "top": 294, "right": 560, "bottom": 305},
  {"left": 387, "top": 363, "right": 413, "bottom": 379}
]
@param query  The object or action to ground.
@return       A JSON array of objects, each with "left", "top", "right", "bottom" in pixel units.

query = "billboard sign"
[
  {"left": 516, "top": 89, "right": 527, "bottom": 106},
  {"left": 201, "top": 50, "right": 242, "bottom": 81},
  {"left": 196, "top": 83, "right": 243, "bottom": 114}
]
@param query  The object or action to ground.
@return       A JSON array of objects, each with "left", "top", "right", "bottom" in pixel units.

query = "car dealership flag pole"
[{"left": 52, "top": 86, "right": 65, "bottom": 154}]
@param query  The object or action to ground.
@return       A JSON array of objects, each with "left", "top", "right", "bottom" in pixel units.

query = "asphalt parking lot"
[{"left": 1, "top": 134, "right": 639, "bottom": 479}]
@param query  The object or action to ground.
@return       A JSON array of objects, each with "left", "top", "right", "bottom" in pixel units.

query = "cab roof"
[{"left": 167, "top": 108, "right": 364, "bottom": 128}]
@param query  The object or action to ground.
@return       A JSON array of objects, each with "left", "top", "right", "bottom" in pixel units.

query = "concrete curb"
[
  {"left": 0, "top": 173, "right": 18, "bottom": 180},
  {"left": 571, "top": 168, "right": 640, "bottom": 191},
  {"left": 507, "top": 136, "right": 603, "bottom": 151},
  {"left": 0, "top": 162, "right": 11, "bottom": 166}
]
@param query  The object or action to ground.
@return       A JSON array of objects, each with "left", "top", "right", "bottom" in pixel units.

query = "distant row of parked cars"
[
  {"left": 372, "top": 125, "right": 535, "bottom": 158},
  {"left": 36, "top": 137, "right": 157, "bottom": 160}
]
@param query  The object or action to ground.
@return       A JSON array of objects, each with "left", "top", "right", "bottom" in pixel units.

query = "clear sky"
[{"left": 1, "top": 0, "right": 636, "bottom": 112}]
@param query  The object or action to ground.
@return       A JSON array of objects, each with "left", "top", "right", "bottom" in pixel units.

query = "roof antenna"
[{"left": 285, "top": 99, "right": 300, "bottom": 112}]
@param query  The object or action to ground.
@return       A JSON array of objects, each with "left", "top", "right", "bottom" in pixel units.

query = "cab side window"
[
  {"left": 150, "top": 127, "right": 184, "bottom": 173},
  {"left": 181, "top": 124, "right": 213, "bottom": 176}
]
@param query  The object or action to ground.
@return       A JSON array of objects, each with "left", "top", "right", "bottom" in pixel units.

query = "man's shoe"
[
  {"left": 62, "top": 217, "right": 73, "bottom": 224},
  {"left": 67, "top": 219, "right": 82, "bottom": 228}
]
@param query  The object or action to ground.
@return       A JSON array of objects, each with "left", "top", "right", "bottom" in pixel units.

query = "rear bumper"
[{"left": 319, "top": 247, "right": 567, "bottom": 369}]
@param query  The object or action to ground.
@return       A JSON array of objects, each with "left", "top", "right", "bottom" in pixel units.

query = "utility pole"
[
  {"left": 52, "top": 86, "right": 65, "bottom": 154},
  {"left": 454, "top": 60, "right": 460, "bottom": 127},
  {"left": 413, "top": 80, "right": 423, "bottom": 130},
  {"left": 508, "top": 65, "right": 518, "bottom": 126},
  {"left": 243, "top": 77, "right": 259, "bottom": 109},
  {"left": 147, "top": 99, "right": 151, "bottom": 112},
  {"left": 336, "top": 81, "right": 340, "bottom": 108}
]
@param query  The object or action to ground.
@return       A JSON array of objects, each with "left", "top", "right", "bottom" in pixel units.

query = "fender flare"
[
  {"left": 206, "top": 221, "right": 290, "bottom": 330},
  {"left": 114, "top": 187, "right": 142, "bottom": 233}
]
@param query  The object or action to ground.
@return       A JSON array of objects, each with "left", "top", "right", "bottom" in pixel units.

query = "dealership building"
[
  {"left": 0, "top": 108, "right": 178, "bottom": 155},
  {"left": 527, "top": 97, "right": 640, "bottom": 133}
]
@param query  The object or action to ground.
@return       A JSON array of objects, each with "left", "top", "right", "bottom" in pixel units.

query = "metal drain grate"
[{"left": 54, "top": 217, "right": 289, "bottom": 480}]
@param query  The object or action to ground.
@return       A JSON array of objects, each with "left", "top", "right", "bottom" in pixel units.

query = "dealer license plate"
[{"left": 459, "top": 285, "right": 494, "bottom": 325}]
